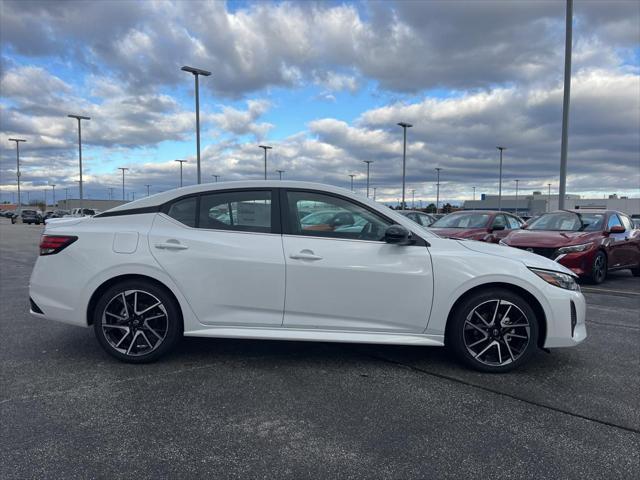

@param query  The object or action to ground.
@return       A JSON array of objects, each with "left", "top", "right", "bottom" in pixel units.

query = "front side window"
[
  {"left": 506, "top": 215, "right": 522, "bottom": 229},
  {"left": 620, "top": 215, "right": 633, "bottom": 231},
  {"left": 286, "top": 191, "right": 391, "bottom": 241},
  {"left": 607, "top": 214, "right": 623, "bottom": 230},
  {"left": 199, "top": 190, "right": 271, "bottom": 233}
]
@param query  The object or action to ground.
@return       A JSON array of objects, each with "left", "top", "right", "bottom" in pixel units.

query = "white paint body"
[{"left": 29, "top": 181, "right": 586, "bottom": 349}]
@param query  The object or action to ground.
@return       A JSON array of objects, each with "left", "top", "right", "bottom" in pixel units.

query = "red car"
[
  {"left": 428, "top": 210, "right": 524, "bottom": 243},
  {"left": 501, "top": 210, "right": 640, "bottom": 284}
]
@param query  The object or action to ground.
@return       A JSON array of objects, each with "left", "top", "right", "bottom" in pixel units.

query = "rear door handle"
[
  {"left": 289, "top": 250, "right": 323, "bottom": 261},
  {"left": 154, "top": 242, "right": 188, "bottom": 250}
]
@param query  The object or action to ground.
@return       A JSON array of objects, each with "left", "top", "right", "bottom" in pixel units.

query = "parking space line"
[
  {"left": 366, "top": 353, "right": 640, "bottom": 435},
  {"left": 581, "top": 287, "right": 640, "bottom": 296}
]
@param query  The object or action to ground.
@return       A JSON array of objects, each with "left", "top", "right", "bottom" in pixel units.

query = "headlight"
[
  {"left": 529, "top": 268, "right": 580, "bottom": 291},
  {"left": 556, "top": 243, "right": 592, "bottom": 255}
]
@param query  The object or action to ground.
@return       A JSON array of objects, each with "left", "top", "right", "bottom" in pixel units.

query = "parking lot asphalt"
[{"left": 1, "top": 218, "right": 639, "bottom": 479}]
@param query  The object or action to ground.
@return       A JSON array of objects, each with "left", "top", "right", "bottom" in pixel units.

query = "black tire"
[
  {"left": 589, "top": 251, "right": 607, "bottom": 284},
  {"left": 446, "top": 288, "right": 539, "bottom": 373},
  {"left": 93, "top": 279, "right": 182, "bottom": 363},
  {"left": 632, "top": 268, "right": 640, "bottom": 277}
]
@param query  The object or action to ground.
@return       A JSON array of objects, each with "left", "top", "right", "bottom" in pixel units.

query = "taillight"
[{"left": 39, "top": 235, "right": 78, "bottom": 256}]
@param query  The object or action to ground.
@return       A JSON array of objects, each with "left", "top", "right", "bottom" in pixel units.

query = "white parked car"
[{"left": 29, "top": 181, "right": 586, "bottom": 372}]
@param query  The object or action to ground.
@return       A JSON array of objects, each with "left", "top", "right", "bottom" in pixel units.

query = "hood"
[
  {"left": 458, "top": 239, "right": 575, "bottom": 275},
  {"left": 428, "top": 227, "right": 488, "bottom": 239},
  {"left": 504, "top": 229, "right": 598, "bottom": 247}
]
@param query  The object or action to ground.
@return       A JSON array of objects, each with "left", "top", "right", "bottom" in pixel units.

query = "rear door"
[
  {"left": 281, "top": 189, "right": 433, "bottom": 333},
  {"left": 605, "top": 213, "right": 628, "bottom": 269},
  {"left": 149, "top": 188, "right": 285, "bottom": 327}
]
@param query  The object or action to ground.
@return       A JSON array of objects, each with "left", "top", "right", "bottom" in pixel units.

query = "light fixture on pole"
[
  {"left": 558, "top": 0, "right": 573, "bottom": 210},
  {"left": 363, "top": 160, "right": 373, "bottom": 198},
  {"left": 8, "top": 138, "right": 25, "bottom": 213},
  {"left": 397, "top": 122, "right": 412, "bottom": 209},
  {"left": 515, "top": 179, "right": 519, "bottom": 217},
  {"left": 258, "top": 145, "right": 272, "bottom": 180},
  {"left": 435, "top": 167, "right": 442, "bottom": 214},
  {"left": 276, "top": 169, "right": 285, "bottom": 180},
  {"left": 51, "top": 184, "right": 56, "bottom": 206},
  {"left": 175, "top": 159, "right": 187, "bottom": 187},
  {"left": 496, "top": 146, "right": 506, "bottom": 211},
  {"left": 212, "top": 174, "right": 220, "bottom": 183},
  {"left": 145, "top": 184, "right": 151, "bottom": 197},
  {"left": 348, "top": 174, "right": 356, "bottom": 192},
  {"left": 68, "top": 114, "right": 90, "bottom": 212},
  {"left": 181, "top": 66, "right": 211, "bottom": 184},
  {"left": 117, "top": 167, "right": 129, "bottom": 201}
]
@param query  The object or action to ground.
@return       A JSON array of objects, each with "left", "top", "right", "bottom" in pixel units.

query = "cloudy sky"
[{"left": 0, "top": 0, "right": 638, "bottom": 205}]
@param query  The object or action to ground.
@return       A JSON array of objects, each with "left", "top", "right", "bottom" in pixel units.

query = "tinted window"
[
  {"left": 492, "top": 215, "right": 507, "bottom": 228},
  {"left": 167, "top": 197, "right": 197, "bottom": 227},
  {"left": 418, "top": 214, "right": 434, "bottom": 226},
  {"left": 199, "top": 190, "right": 271, "bottom": 233},
  {"left": 607, "top": 214, "right": 622, "bottom": 230},
  {"left": 287, "top": 191, "right": 391, "bottom": 241}
]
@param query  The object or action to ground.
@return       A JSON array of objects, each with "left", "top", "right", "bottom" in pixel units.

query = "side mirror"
[
  {"left": 385, "top": 225, "right": 412, "bottom": 245},
  {"left": 491, "top": 224, "right": 505, "bottom": 231},
  {"left": 521, "top": 224, "right": 528, "bottom": 229},
  {"left": 609, "top": 225, "right": 625, "bottom": 234}
]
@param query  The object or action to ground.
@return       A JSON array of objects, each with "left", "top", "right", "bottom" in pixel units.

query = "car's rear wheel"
[
  {"left": 93, "top": 280, "right": 182, "bottom": 363},
  {"left": 590, "top": 251, "right": 607, "bottom": 284},
  {"left": 447, "top": 289, "right": 539, "bottom": 373}
]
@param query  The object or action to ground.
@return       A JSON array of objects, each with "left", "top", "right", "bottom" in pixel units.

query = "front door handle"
[
  {"left": 154, "top": 242, "right": 188, "bottom": 251},
  {"left": 289, "top": 249, "right": 323, "bottom": 261}
]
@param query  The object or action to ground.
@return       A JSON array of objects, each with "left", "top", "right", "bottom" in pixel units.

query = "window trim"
[
  {"left": 280, "top": 188, "right": 428, "bottom": 246},
  {"left": 160, "top": 187, "right": 281, "bottom": 234}
]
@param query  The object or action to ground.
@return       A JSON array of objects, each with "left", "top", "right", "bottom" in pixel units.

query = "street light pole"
[
  {"left": 64, "top": 187, "right": 69, "bottom": 204},
  {"left": 349, "top": 174, "right": 356, "bottom": 192},
  {"left": 117, "top": 167, "right": 128, "bottom": 201},
  {"left": 51, "top": 184, "right": 56, "bottom": 207},
  {"left": 558, "top": 0, "right": 573, "bottom": 210},
  {"left": 68, "top": 114, "right": 90, "bottom": 212},
  {"left": 211, "top": 174, "right": 220, "bottom": 183},
  {"left": 397, "top": 122, "right": 412, "bottom": 209},
  {"left": 435, "top": 167, "right": 442, "bottom": 214},
  {"left": 547, "top": 183, "right": 552, "bottom": 212},
  {"left": 258, "top": 145, "right": 272, "bottom": 180},
  {"left": 411, "top": 189, "right": 416, "bottom": 209},
  {"left": 276, "top": 169, "right": 285, "bottom": 180},
  {"left": 8, "top": 138, "right": 25, "bottom": 213},
  {"left": 363, "top": 160, "right": 373, "bottom": 198},
  {"left": 175, "top": 159, "right": 187, "bottom": 187},
  {"left": 181, "top": 66, "right": 211, "bottom": 184},
  {"left": 373, "top": 187, "right": 377, "bottom": 202},
  {"left": 108, "top": 187, "right": 114, "bottom": 200},
  {"left": 472, "top": 186, "right": 476, "bottom": 201},
  {"left": 145, "top": 184, "right": 151, "bottom": 197},
  {"left": 496, "top": 146, "right": 506, "bottom": 211},
  {"left": 515, "top": 179, "right": 519, "bottom": 217}
]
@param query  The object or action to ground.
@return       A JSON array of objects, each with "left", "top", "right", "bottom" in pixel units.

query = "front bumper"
[{"left": 543, "top": 289, "right": 587, "bottom": 348}]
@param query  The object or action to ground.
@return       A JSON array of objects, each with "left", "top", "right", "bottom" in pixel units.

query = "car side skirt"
[{"left": 185, "top": 327, "right": 445, "bottom": 346}]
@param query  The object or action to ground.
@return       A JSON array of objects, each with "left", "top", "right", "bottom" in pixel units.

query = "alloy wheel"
[
  {"left": 463, "top": 299, "right": 531, "bottom": 367},
  {"left": 593, "top": 253, "right": 606, "bottom": 283},
  {"left": 101, "top": 289, "right": 169, "bottom": 357}
]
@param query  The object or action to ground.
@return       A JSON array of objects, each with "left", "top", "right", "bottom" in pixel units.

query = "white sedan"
[{"left": 29, "top": 181, "right": 586, "bottom": 372}]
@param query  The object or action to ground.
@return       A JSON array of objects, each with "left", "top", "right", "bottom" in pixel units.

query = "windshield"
[
  {"left": 527, "top": 212, "right": 604, "bottom": 231},
  {"left": 431, "top": 212, "right": 490, "bottom": 228}
]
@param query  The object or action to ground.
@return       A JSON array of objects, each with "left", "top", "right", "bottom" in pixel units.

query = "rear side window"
[
  {"left": 167, "top": 197, "right": 197, "bottom": 227},
  {"left": 199, "top": 190, "right": 271, "bottom": 233},
  {"left": 620, "top": 215, "right": 633, "bottom": 231}
]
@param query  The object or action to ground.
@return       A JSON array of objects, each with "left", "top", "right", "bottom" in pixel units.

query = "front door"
[
  {"left": 149, "top": 189, "right": 285, "bottom": 327},
  {"left": 281, "top": 190, "right": 434, "bottom": 333}
]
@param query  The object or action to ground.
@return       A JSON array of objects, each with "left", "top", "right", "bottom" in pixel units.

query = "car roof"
[
  {"left": 105, "top": 181, "right": 378, "bottom": 213},
  {"left": 398, "top": 210, "right": 432, "bottom": 214}
]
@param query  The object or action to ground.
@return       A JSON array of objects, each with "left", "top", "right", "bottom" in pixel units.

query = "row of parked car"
[
  {"left": 0, "top": 208, "right": 99, "bottom": 224},
  {"left": 394, "top": 208, "right": 640, "bottom": 284}
]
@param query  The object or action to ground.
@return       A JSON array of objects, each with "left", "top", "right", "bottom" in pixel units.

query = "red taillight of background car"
[{"left": 39, "top": 235, "right": 78, "bottom": 256}]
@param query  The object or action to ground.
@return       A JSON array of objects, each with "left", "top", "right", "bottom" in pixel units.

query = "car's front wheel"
[
  {"left": 93, "top": 280, "right": 182, "bottom": 363},
  {"left": 447, "top": 289, "right": 539, "bottom": 373},
  {"left": 590, "top": 251, "right": 607, "bottom": 284}
]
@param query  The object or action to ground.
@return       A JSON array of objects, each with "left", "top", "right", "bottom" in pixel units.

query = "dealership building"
[{"left": 463, "top": 192, "right": 640, "bottom": 217}]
